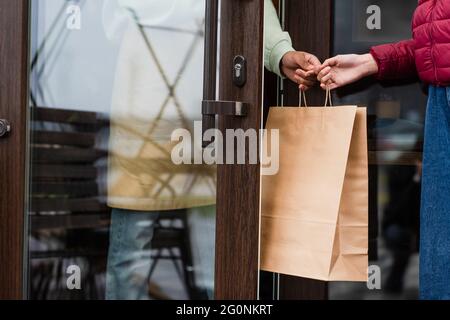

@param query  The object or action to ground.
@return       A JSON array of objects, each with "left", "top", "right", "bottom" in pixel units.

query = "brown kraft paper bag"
[{"left": 261, "top": 100, "right": 369, "bottom": 282}]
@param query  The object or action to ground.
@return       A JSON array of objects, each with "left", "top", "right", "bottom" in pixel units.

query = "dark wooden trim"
[
  {"left": 202, "top": 0, "right": 218, "bottom": 147},
  {"left": 284, "top": 0, "right": 332, "bottom": 106},
  {"left": 272, "top": 0, "right": 280, "bottom": 11},
  {"left": 278, "top": 0, "right": 333, "bottom": 300},
  {"left": 214, "top": 0, "right": 264, "bottom": 300},
  {"left": 0, "top": 0, "right": 30, "bottom": 300},
  {"left": 279, "top": 275, "right": 328, "bottom": 300}
]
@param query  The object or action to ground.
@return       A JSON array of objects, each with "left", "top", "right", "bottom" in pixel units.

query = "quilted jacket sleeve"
[{"left": 370, "top": 39, "right": 418, "bottom": 81}]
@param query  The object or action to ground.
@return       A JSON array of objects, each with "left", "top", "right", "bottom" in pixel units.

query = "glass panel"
[
  {"left": 330, "top": 0, "right": 424, "bottom": 300},
  {"left": 27, "top": 0, "right": 216, "bottom": 300}
]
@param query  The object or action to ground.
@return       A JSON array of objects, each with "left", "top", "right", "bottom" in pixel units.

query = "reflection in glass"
[
  {"left": 329, "top": 0, "right": 425, "bottom": 300},
  {"left": 28, "top": 0, "right": 216, "bottom": 300}
]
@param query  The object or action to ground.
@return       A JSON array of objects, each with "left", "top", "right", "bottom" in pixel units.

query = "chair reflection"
[{"left": 29, "top": 107, "right": 207, "bottom": 300}]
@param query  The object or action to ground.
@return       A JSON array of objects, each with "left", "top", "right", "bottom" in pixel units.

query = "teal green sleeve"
[{"left": 264, "top": 0, "right": 295, "bottom": 78}]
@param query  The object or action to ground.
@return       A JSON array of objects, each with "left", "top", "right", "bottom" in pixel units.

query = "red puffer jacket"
[{"left": 370, "top": 0, "right": 450, "bottom": 86}]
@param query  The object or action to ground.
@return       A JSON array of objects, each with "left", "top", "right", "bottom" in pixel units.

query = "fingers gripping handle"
[{"left": 298, "top": 88, "right": 333, "bottom": 108}]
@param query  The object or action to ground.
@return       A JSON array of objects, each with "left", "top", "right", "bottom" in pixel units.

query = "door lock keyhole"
[
  {"left": 0, "top": 119, "right": 11, "bottom": 138},
  {"left": 233, "top": 55, "right": 247, "bottom": 87}
]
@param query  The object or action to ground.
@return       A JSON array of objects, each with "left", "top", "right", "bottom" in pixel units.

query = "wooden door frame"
[
  {"left": 0, "top": 0, "right": 30, "bottom": 300},
  {"left": 214, "top": 0, "right": 264, "bottom": 299}
]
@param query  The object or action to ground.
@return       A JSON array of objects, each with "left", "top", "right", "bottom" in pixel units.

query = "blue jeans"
[
  {"left": 105, "top": 207, "right": 216, "bottom": 300},
  {"left": 420, "top": 86, "right": 450, "bottom": 300},
  {"left": 106, "top": 209, "right": 160, "bottom": 300}
]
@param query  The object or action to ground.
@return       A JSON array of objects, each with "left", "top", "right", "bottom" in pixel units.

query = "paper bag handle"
[
  {"left": 298, "top": 90, "right": 308, "bottom": 107},
  {"left": 299, "top": 88, "right": 333, "bottom": 108},
  {"left": 324, "top": 87, "right": 333, "bottom": 107}
]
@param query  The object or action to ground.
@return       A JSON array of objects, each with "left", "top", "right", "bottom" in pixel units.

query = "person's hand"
[
  {"left": 317, "top": 54, "right": 379, "bottom": 90},
  {"left": 281, "top": 51, "right": 321, "bottom": 91}
]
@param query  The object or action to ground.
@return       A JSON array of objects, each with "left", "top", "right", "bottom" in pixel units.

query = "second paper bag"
[{"left": 261, "top": 105, "right": 368, "bottom": 282}]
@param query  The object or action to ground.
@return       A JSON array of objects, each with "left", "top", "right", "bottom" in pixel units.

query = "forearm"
[
  {"left": 264, "top": 0, "right": 295, "bottom": 77},
  {"left": 358, "top": 53, "right": 379, "bottom": 77}
]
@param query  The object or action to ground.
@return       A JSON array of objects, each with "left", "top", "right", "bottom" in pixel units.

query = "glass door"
[
  {"left": 27, "top": 0, "right": 216, "bottom": 300},
  {"left": 329, "top": 0, "right": 424, "bottom": 300}
]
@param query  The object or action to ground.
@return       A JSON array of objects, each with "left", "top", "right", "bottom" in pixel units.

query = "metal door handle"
[
  {"left": 201, "top": 100, "right": 249, "bottom": 147},
  {"left": 202, "top": 100, "right": 248, "bottom": 117},
  {"left": 0, "top": 119, "right": 11, "bottom": 137}
]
